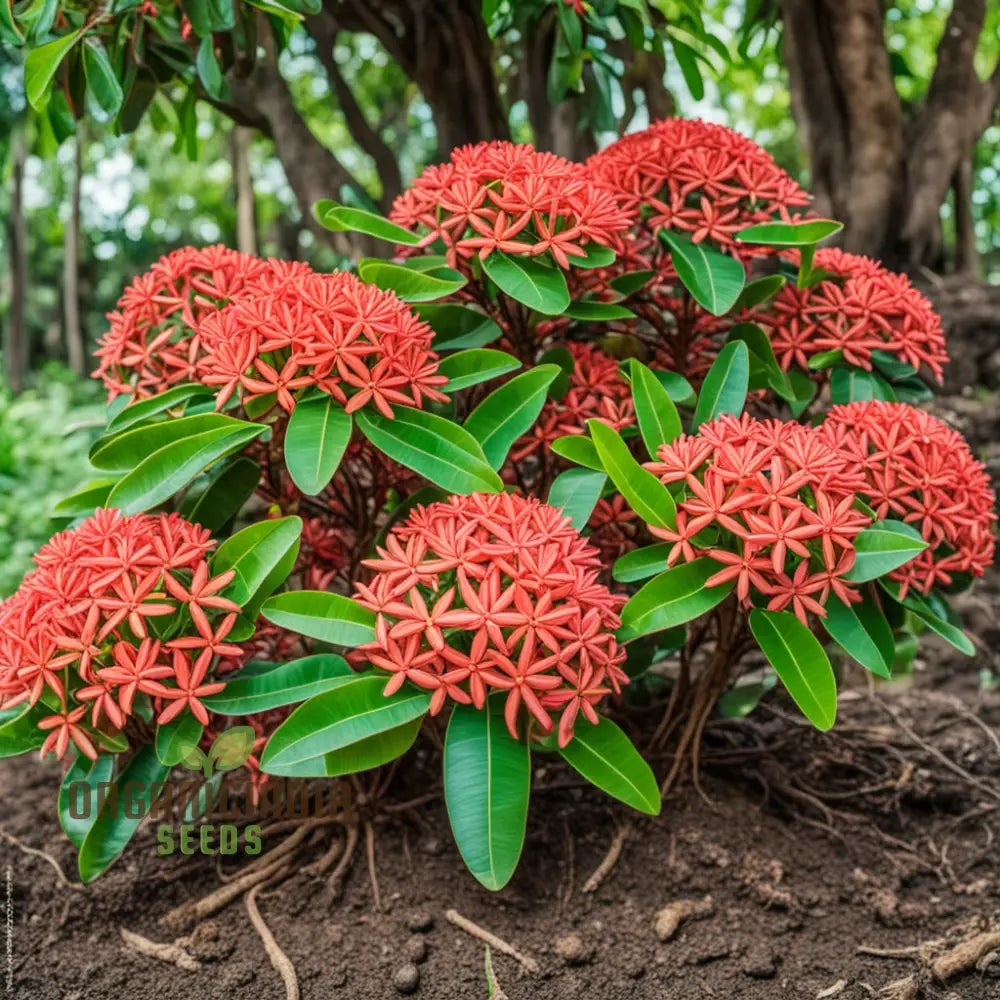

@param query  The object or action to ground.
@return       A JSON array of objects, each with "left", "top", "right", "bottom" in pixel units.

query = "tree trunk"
[
  {"left": 952, "top": 157, "right": 978, "bottom": 277},
  {"left": 5, "top": 121, "right": 27, "bottom": 396},
  {"left": 231, "top": 126, "right": 259, "bottom": 256},
  {"left": 63, "top": 132, "right": 86, "bottom": 377}
]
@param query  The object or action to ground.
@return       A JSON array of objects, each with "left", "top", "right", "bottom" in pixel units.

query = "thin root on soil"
[
  {"left": 119, "top": 928, "right": 200, "bottom": 971},
  {"left": 445, "top": 908, "right": 540, "bottom": 974},
  {"left": 582, "top": 822, "right": 631, "bottom": 893},
  {"left": 246, "top": 883, "right": 299, "bottom": 1000}
]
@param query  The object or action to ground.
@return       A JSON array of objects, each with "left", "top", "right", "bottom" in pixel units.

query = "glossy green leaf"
[
  {"left": 844, "top": 520, "right": 928, "bottom": 582},
  {"left": 444, "top": 700, "right": 530, "bottom": 891},
  {"left": 717, "top": 674, "right": 777, "bottom": 719},
  {"left": 356, "top": 406, "right": 502, "bottom": 494},
  {"left": 608, "top": 270, "right": 655, "bottom": 298},
  {"left": 749, "top": 609, "right": 837, "bottom": 731},
  {"left": 357, "top": 260, "right": 466, "bottom": 301},
  {"left": 481, "top": 252, "right": 570, "bottom": 315},
  {"left": 25, "top": 30, "right": 83, "bottom": 110},
  {"left": 179, "top": 455, "right": 260, "bottom": 532},
  {"left": 211, "top": 516, "right": 302, "bottom": 605},
  {"left": 551, "top": 434, "right": 603, "bottom": 471},
  {"left": 284, "top": 395, "right": 352, "bottom": 495},
  {"left": 612, "top": 543, "right": 672, "bottom": 583},
  {"left": 202, "top": 655, "right": 354, "bottom": 715},
  {"left": 260, "top": 675, "right": 431, "bottom": 773},
  {"left": 620, "top": 558, "right": 732, "bottom": 640},
  {"left": 589, "top": 419, "right": 675, "bottom": 530},
  {"left": 0, "top": 703, "right": 47, "bottom": 758},
  {"left": 59, "top": 754, "right": 115, "bottom": 851},
  {"left": 726, "top": 323, "right": 794, "bottom": 400},
  {"left": 181, "top": 0, "right": 237, "bottom": 34},
  {"left": 106, "top": 384, "right": 215, "bottom": 435},
  {"left": 78, "top": 745, "right": 169, "bottom": 882},
  {"left": 273, "top": 716, "right": 424, "bottom": 777},
  {"left": 627, "top": 359, "right": 682, "bottom": 457},
  {"left": 558, "top": 717, "right": 660, "bottom": 815},
  {"left": 830, "top": 368, "right": 897, "bottom": 404},
  {"left": 653, "top": 369, "right": 697, "bottom": 406},
  {"left": 155, "top": 711, "right": 204, "bottom": 767},
  {"left": 82, "top": 38, "right": 124, "bottom": 115},
  {"left": 314, "top": 200, "right": 422, "bottom": 245},
  {"left": 464, "top": 366, "right": 561, "bottom": 470},
  {"left": 733, "top": 274, "right": 787, "bottom": 311},
  {"left": 823, "top": 594, "right": 893, "bottom": 679},
  {"left": 736, "top": 219, "right": 843, "bottom": 247},
  {"left": 414, "top": 304, "right": 503, "bottom": 350},
  {"left": 51, "top": 479, "right": 118, "bottom": 519},
  {"left": 208, "top": 727, "right": 256, "bottom": 772},
  {"left": 547, "top": 468, "right": 606, "bottom": 531},
  {"left": 880, "top": 581, "right": 975, "bottom": 656},
  {"left": 195, "top": 35, "right": 226, "bottom": 99},
  {"left": 571, "top": 243, "right": 616, "bottom": 269},
  {"left": 692, "top": 341, "right": 749, "bottom": 430},
  {"left": 438, "top": 349, "right": 522, "bottom": 392},
  {"left": 261, "top": 590, "right": 377, "bottom": 646},
  {"left": 563, "top": 300, "right": 635, "bottom": 322},
  {"left": 658, "top": 230, "right": 745, "bottom": 316}
]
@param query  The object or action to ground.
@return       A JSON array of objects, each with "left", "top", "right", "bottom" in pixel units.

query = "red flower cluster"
[
  {"left": 586, "top": 118, "right": 811, "bottom": 254},
  {"left": 821, "top": 402, "right": 996, "bottom": 597},
  {"left": 199, "top": 269, "right": 449, "bottom": 416},
  {"left": 93, "top": 245, "right": 313, "bottom": 400},
  {"left": 0, "top": 510, "right": 243, "bottom": 760},
  {"left": 750, "top": 248, "right": 949, "bottom": 381},
  {"left": 644, "top": 414, "right": 871, "bottom": 624},
  {"left": 389, "top": 141, "right": 630, "bottom": 271},
  {"left": 353, "top": 493, "right": 627, "bottom": 746},
  {"left": 512, "top": 343, "right": 635, "bottom": 461}
]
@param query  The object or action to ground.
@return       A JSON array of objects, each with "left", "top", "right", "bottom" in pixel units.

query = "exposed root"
[
  {"left": 246, "top": 884, "right": 299, "bottom": 1000},
  {"left": 445, "top": 908, "right": 540, "bottom": 974},
  {"left": 120, "top": 928, "right": 200, "bottom": 971},
  {"left": 329, "top": 823, "right": 359, "bottom": 901},
  {"left": 0, "top": 829, "right": 82, "bottom": 890},
  {"left": 654, "top": 895, "right": 714, "bottom": 940},
  {"left": 931, "top": 928, "right": 1000, "bottom": 979},
  {"left": 303, "top": 831, "right": 344, "bottom": 877},
  {"left": 582, "top": 822, "right": 631, "bottom": 893},
  {"left": 364, "top": 820, "right": 381, "bottom": 912}
]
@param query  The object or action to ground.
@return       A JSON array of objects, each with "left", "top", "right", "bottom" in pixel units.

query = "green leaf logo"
[{"left": 179, "top": 727, "right": 255, "bottom": 778}]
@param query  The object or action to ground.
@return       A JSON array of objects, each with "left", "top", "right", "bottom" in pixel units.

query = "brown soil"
[{"left": 2, "top": 393, "right": 999, "bottom": 1000}]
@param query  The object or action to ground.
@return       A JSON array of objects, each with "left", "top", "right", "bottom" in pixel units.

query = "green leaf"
[
  {"left": 830, "top": 368, "right": 897, "bottom": 404},
  {"left": 155, "top": 711, "right": 204, "bottom": 767},
  {"left": 481, "top": 252, "right": 570, "bottom": 315},
  {"left": 179, "top": 455, "right": 260, "bottom": 532},
  {"left": 608, "top": 269, "right": 655, "bottom": 298},
  {"left": 844, "top": 520, "right": 928, "bottom": 583},
  {"left": 180, "top": 0, "right": 237, "bottom": 34},
  {"left": 195, "top": 35, "right": 226, "bottom": 99},
  {"left": 546, "top": 468, "right": 606, "bottom": 531},
  {"left": 658, "top": 230, "right": 745, "bottom": 316},
  {"left": 24, "top": 30, "right": 83, "bottom": 111},
  {"left": 823, "top": 593, "right": 893, "bottom": 679},
  {"left": 82, "top": 38, "right": 124, "bottom": 115},
  {"left": 749, "top": 609, "right": 837, "bottom": 731},
  {"left": 589, "top": 419, "right": 675, "bottom": 530},
  {"left": 0, "top": 0, "right": 23, "bottom": 43},
  {"left": 537, "top": 346, "right": 575, "bottom": 400},
  {"left": 620, "top": 558, "right": 732, "bottom": 640},
  {"left": 717, "top": 675, "right": 777, "bottom": 719},
  {"left": 736, "top": 219, "right": 843, "bottom": 247},
  {"left": 59, "top": 754, "right": 115, "bottom": 851},
  {"left": 438, "top": 349, "right": 522, "bottom": 392},
  {"left": 551, "top": 434, "right": 603, "bottom": 471},
  {"left": 51, "top": 479, "right": 118, "bottom": 519},
  {"left": 558, "top": 716, "right": 660, "bottom": 815},
  {"left": 788, "top": 370, "right": 817, "bottom": 417},
  {"left": 78, "top": 745, "right": 169, "bottom": 882},
  {"left": 627, "top": 359, "right": 682, "bottom": 457},
  {"left": 314, "top": 200, "right": 422, "bottom": 245},
  {"left": 356, "top": 405, "right": 502, "bottom": 494},
  {"left": 733, "top": 274, "right": 787, "bottom": 311},
  {"left": 106, "top": 384, "right": 216, "bottom": 435},
  {"left": 563, "top": 301, "right": 635, "bottom": 322},
  {"left": 414, "top": 304, "right": 503, "bottom": 351},
  {"left": 571, "top": 243, "right": 616, "bottom": 269},
  {"left": 357, "top": 260, "right": 466, "bottom": 302},
  {"left": 692, "top": 341, "right": 749, "bottom": 430},
  {"left": 260, "top": 675, "right": 430, "bottom": 773},
  {"left": 261, "top": 590, "right": 377, "bottom": 646},
  {"left": 211, "top": 516, "right": 302, "bottom": 605},
  {"left": 726, "top": 323, "right": 794, "bottom": 400},
  {"left": 0, "top": 703, "right": 47, "bottom": 758},
  {"left": 612, "top": 543, "right": 672, "bottom": 583},
  {"left": 652, "top": 370, "right": 697, "bottom": 407},
  {"left": 464, "top": 366, "right": 561, "bottom": 470},
  {"left": 202, "top": 655, "right": 354, "bottom": 715},
  {"left": 284, "top": 395, "right": 352, "bottom": 495},
  {"left": 208, "top": 726, "right": 256, "bottom": 772},
  {"left": 444, "top": 700, "right": 530, "bottom": 891},
  {"left": 879, "top": 581, "right": 975, "bottom": 656}
]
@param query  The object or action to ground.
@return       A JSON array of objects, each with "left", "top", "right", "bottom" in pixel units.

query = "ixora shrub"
[{"left": 2, "top": 119, "right": 996, "bottom": 891}]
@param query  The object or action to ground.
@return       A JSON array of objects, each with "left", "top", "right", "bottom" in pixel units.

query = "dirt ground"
[{"left": 2, "top": 392, "right": 999, "bottom": 1000}]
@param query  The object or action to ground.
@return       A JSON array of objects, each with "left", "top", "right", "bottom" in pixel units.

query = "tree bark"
[
  {"left": 5, "top": 120, "right": 28, "bottom": 395},
  {"left": 952, "top": 157, "right": 978, "bottom": 277},
  {"left": 63, "top": 132, "right": 86, "bottom": 376},
  {"left": 231, "top": 126, "right": 259, "bottom": 256}
]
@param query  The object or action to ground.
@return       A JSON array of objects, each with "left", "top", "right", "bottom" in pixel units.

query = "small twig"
[
  {"left": 303, "top": 831, "right": 344, "bottom": 877},
  {"left": 120, "top": 928, "right": 200, "bottom": 971},
  {"left": 445, "top": 909, "right": 540, "bottom": 974},
  {"left": 582, "top": 822, "right": 631, "bottom": 893},
  {"left": 0, "top": 830, "right": 83, "bottom": 891},
  {"left": 246, "top": 884, "right": 299, "bottom": 1000},
  {"left": 364, "top": 820, "right": 381, "bottom": 912},
  {"left": 857, "top": 943, "right": 931, "bottom": 959},
  {"left": 382, "top": 792, "right": 441, "bottom": 814},
  {"left": 329, "top": 823, "right": 359, "bottom": 900}
]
